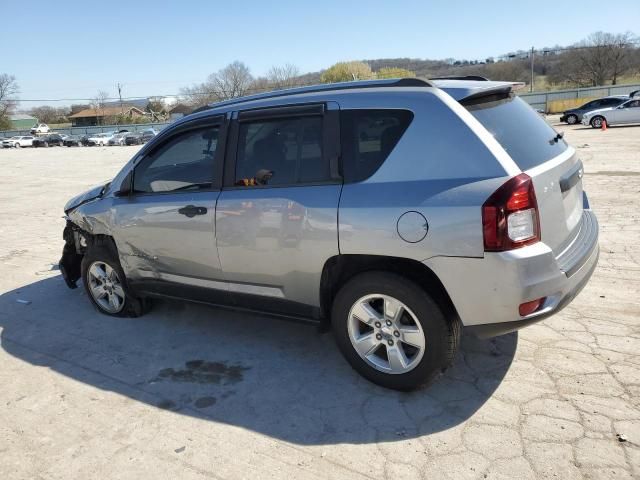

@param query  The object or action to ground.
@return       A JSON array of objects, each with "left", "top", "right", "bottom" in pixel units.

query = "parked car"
[
  {"left": 86, "top": 133, "right": 114, "bottom": 146},
  {"left": 140, "top": 128, "right": 158, "bottom": 143},
  {"left": 108, "top": 132, "right": 128, "bottom": 146},
  {"left": 582, "top": 98, "right": 640, "bottom": 128},
  {"left": 32, "top": 134, "right": 66, "bottom": 147},
  {"left": 2, "top": 135, "right": 34, "bottom": 148},
  {"left": 60, "top": 78, "right": 599, "bottom": 390},
  {"left": 63, "top": 135, "right": 85, "bottom": 147},
  {"left": 30, "top": 123, "right": 50, "bottom": 134},
  {"left": 560, "top": 96, "right": 628, "bottom": 124},
  {"left": 124, "top": 132, "right": 143, "bottom": 145}
]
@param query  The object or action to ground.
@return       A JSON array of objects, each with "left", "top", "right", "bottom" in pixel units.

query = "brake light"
[{"left": 482, "top": 173, "right": 540, "bottom": 251}]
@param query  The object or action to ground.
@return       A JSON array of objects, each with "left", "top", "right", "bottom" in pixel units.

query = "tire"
[
  {"left": 81, "top": 240, "right": 149, "bottom": 317},
  {"left": 566, "top": 114, "right": 578, "bottom": 125},
  {"left": 44, "top": 142, "right": 49, "bottom": 147},
  {"left": 591, "top": 116, "right": 605, "bottom": 129},
  {"left": 331, "top": 271, "right": 460, "bottom": 391}
]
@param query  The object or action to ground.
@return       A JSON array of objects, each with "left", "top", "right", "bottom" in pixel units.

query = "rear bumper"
[{"left": 424, "top": 209, "right": 599, "bottom": 338}]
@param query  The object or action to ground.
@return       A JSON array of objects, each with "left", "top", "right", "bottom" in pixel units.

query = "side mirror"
[{"left": 114, "top": 171, "right": 133, "bottom": 197}]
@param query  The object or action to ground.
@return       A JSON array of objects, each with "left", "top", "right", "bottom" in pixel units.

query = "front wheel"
[
  {"left": 590, "top": 116, "right": 605, "bottom": 129},
  {"left": 332, "top": 272, "right": 460, "bottom": 390},
  {"left": 566, "top": 114, "right": 578, "bottom": 125},
  {"left": 81, "top": 242, "right": 148, "bottom": 317}
]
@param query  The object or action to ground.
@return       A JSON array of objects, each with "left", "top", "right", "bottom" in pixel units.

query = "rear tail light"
[{"left": 482, "top": 173, "right": 541, "bottom": 251}]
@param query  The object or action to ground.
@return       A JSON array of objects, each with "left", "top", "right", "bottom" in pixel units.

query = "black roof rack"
[
  {"left": 430, "top": 75, "right": 490, "bottom": 81},
  {"left": 207, "top": 78, "right": 432, "bottom": 109}
]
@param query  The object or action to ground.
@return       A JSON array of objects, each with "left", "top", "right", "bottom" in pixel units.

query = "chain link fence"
[{"left": 519, "top": 84, "right": 640, "bottom": 113}]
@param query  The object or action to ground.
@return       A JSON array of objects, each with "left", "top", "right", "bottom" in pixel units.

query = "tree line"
[{"left": 0, "top": 30, "right": 638, "bottom": 128}]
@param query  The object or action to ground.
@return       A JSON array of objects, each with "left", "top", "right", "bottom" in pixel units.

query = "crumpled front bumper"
[{"left": 59, "top": 222, "right": 83, "bottom": 289}]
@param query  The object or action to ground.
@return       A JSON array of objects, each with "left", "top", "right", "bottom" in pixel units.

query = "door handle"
[{"left": 178, "top": 205, "right": 208, "bottom": 218}]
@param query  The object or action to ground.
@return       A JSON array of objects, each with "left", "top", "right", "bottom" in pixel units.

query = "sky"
[{"left": 1, "top": 0, "right": 638, "bottom": 107}]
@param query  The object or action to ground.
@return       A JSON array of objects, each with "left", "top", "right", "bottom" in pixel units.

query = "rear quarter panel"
[{"left": 337, "top": 90, "right": 510, "bottom": 261}]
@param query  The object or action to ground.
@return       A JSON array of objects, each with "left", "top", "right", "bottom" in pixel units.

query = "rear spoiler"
[{"left": 458, "top": 82, "right": 525, "bottom": 106}]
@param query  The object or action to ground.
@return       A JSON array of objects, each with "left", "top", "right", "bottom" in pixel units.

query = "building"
[
  {"left": 9, "top": 114, "right": 37, "bottom": 130},
  {"left": 68, "top": 105, "right": 146, "bottom": 127},
  {"left": 168, "top": 103, "right": 193, "bottom": 122}
]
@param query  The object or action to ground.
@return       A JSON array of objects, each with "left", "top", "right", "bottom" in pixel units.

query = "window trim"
[
  {"left": 129, "top": 116, "right": 227, "bottom": 197},
  {"left": 223, "top": 102, "right": 341, "bottom": 190}
]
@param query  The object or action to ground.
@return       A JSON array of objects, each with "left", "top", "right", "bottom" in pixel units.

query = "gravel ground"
[{"left": 0, "top": 119, "right": 638, "bottom": 479}]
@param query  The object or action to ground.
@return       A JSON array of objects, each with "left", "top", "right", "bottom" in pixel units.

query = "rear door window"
[
  {"left": 466, "top": 94, "right": 568, "bottom": 171},
  {"left": 340, "top": 109, "right": 413, "bottom": 183}
]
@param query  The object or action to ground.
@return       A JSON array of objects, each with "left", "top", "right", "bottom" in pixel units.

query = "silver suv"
[{"left": 60, "top": 78, "right": 599, "bottom": 390}]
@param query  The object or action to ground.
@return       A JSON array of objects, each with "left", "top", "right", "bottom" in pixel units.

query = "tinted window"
[
  {"left": 624, "top": 100, "right": 640, "bottom": 108},
  {"left": 235, "top": 116, "right": 326, "bottom": 186},
  {"left": 602, "top": 98, "right": 621, "bottom": 106},
  {"left": 133, "top": 127, "right": 219, "bottom": 193},
  {"left": 467, "top": 94, "right": 568, "bottom": 171},
  {"left": 340, "top": 109, "right": 413, "bottom": 183},
  {"left": 582, "top": 100, "right": 600, "bottom": 109}
]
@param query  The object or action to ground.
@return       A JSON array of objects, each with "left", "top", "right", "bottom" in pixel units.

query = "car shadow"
[
  {"left": 573, "top": 124, "right": 640, "bottom": 131},
  {"left": 0, "top": 275, "right": 517, "bottom": 446}
]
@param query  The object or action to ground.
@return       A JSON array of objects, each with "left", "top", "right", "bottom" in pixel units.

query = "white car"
[
  {"left": 582, "top": 97, "right": 640, "bottom": 128},
  {"left": 86, "top": 133, "right": 115, "bottom": 146},
  {"left": 2, "top": 135, "right": 35, "bottom": 148},
  {"left": 30, "top": 123, "right": 50, "bottom": 134}
]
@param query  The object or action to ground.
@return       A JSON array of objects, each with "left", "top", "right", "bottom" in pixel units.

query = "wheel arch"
[{"left": 319, "top": 254, "right": 460, "bottom": 330}]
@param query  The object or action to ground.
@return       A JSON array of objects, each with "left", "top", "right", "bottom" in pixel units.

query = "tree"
[
  {"left": 90, "top": 90, "right": 109, "bottom": 125},
  {"left": 320, "top": 61, "right": 373, "bottom": 83},
  {"left": 146, "top": 97, "right": 167, "bottom": 122},
  {"left": 30, "top": 106, "right": 70, "bottom": 124},
  {"left": 267, "top": 63, "right": 300, "bottom": 89},
  {"left": 558, "top": 32, "right": 637, "bottom": 86},
  {"left": 0, "top": 74, "right": 19, "bottom": 130},
  {"left": 376, "top": 67, "right": 416, "bottom": 79},
  {"left": 181, "top": 61, "right": 253, "bottom": 107}
]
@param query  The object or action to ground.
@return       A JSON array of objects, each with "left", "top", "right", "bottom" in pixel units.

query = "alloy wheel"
[
  {"left": 347, "top": 294, "right": 426, "bottom": 374},
  {"left": 87, "top": 261, "right": 125, "bottom": 313}
]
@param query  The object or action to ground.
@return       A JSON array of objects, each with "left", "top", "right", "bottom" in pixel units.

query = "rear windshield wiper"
[{"left": 549, "top": 131, "right": 564, "bottom": 144}]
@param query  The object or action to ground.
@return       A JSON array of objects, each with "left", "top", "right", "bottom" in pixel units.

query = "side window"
[
  {"left": 627, "top": 100, "right": 640, "bottom": 108},
  {"left": 340, "top": 109, "right": 413, "bottom": 183},
  {"left": 235, "top": 116, "right": 326, "bottom": 186},
  {"left": 133, "top": 126, "right": 219, "bottom": 194}
]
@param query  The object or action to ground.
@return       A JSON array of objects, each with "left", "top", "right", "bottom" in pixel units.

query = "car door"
[
  {"left": 111, "top": 117, "right": 227, "bottom": 292},
  {"left": 215, "top": 103, "right": 342, "bottom": 315},
  {"left": 615, "top": 100, "right": 640, "bottom": 124}
]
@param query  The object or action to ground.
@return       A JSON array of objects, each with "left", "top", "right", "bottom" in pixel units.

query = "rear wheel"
[
  {"left": 590, "top": 116, "right": 605, "bottom": 129},
  {"left": 331, "top": 272, "right": 460, "bottom": 390},
  {"left": 566, "top": 114, "right": 578, "bottom": 125},
  {"left": 81, "top": 242, "right": 148, "bottom": 317}
]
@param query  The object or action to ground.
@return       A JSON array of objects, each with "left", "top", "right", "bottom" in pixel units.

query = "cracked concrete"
[{"left": 0, "top": 118, "right": 638, "bottom": 479}]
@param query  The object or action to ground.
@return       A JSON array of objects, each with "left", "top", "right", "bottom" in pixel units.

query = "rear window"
[
  {"left": 466, "top": 94, "right": 567, "bottom": 171},
  {"left": 341, "top": 109, "right": 413, "bottom": 183}
]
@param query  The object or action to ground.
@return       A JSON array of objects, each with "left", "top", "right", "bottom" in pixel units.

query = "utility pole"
[
  {"left": 530, "top": 46, "right": 535, "bottom": 93},
  {"left": 117, "top": 83, "right": 124, "bottom": 120}
]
